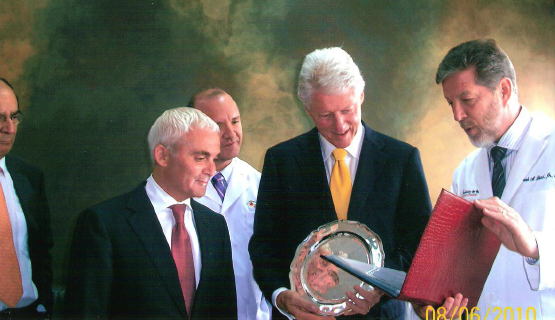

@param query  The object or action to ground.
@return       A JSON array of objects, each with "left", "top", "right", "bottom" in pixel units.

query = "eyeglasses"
[{"left": 0, "top": 113, "right": 23, "bottom": 126}]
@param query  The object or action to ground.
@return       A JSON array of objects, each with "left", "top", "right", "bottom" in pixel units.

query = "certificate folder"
[{"left": 323, "top": 189, "right": 501, "bottom": 307}]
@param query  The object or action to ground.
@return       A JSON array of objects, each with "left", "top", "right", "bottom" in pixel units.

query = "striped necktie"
[
  {"left": 491, "top": 146, "right": 507, "bottom": 198},
  {"left": 211, "top": 173, "right": 228, "bottom": 202}
]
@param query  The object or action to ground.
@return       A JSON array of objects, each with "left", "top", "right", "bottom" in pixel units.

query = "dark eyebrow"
[{"left": 193, "top": 151, "right": 211, "bottom": 157}]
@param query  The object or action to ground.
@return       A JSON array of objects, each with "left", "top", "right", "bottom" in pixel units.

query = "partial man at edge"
[{"left": 0, "top": 78, "right": 53, "bottom": 319}]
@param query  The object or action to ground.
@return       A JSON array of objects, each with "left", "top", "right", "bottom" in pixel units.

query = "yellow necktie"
[
  {"left": 330, "top": 149, "right": 352, "bottom": 220},
  {"left": 0, "top": 170, "right": 23, "bottom": 308}
]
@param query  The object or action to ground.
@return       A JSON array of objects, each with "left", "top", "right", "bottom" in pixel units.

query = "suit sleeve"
[
  {"left": 394, "top": 147, "right": 432, "bottom": 271},
  {"left": 249, "top": 149, "right": 289, "bottom": 300},
  {"left": 64, "top": 209, "right": 113, "bottom": 318}
]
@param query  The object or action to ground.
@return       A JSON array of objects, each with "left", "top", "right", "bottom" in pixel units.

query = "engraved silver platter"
[{"left": 289, "top": 220, "right": 384, "bottom": 316}]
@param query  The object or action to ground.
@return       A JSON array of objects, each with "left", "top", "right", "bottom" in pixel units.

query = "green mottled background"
[{"left": 1, "top": 0, "right": 554, "bottom": 300}]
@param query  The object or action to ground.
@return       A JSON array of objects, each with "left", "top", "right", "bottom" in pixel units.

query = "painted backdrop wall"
[{"left": 1, "top": 0, "right": 554, "bottom": 288}]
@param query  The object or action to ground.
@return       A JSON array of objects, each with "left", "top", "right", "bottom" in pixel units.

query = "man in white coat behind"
[
  {"left": 435, "top": 39, "right": 554, "bottom": 317},
  {"left": 191, "top": 88, "right": 272, "bottom": 320}
]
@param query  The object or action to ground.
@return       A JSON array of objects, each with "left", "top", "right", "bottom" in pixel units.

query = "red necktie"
[
  {"left": 170, "top": 204, "right": 196, "bottom": 317},
  {"left": 0, "top": 169, "right": 23, "bottom": 307}
]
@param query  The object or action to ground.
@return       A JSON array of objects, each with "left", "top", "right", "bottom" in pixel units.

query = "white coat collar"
[{"left": 502, "top": 111, "right": 554, "bottom": 203}]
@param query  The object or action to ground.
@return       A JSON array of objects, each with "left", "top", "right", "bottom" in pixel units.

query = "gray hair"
[
  {"left": 298, "top": 47, "right": 365, "bottom": 108},
  {"left": 148, "top": 107, "right": 219, "bottom": 164},
  {"left": 436, "top": 39, "right": 518, "bottom": 95}
]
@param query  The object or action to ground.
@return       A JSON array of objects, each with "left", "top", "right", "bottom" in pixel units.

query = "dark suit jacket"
[
  {"left": 249, "top": 123, "right": 432, "bottom": 319},
  {"left": 5, "top": 155, "right": 54, "bottom": 314},
  {"left": 64, "top": 182, "right": 237, "bottom": 320}
]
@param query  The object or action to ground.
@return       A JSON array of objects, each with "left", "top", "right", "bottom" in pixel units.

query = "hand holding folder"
[{"left": 323, "top": 189, "right": 501, "bottom": 308}]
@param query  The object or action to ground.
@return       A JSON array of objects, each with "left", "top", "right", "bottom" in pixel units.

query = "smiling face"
[
  {"left": 0, "top": 84, "right": 19, "bottom": 159},
  {"left": 154, "top": 127, "right": 220, "bottom": 201},
  {"left": 306, "top": 87, "right": 363, "bottom": 149},
  {"left": 442, "top": 68, "right": 505, "bottom": 147},
  {"left": 194, "top": 93, "right": 242, "bottom": 171}
]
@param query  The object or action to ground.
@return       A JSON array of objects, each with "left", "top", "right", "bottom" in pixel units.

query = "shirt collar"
[
  {"left": 216, "top": 157, "right": 235, "bottom": 181},
  {"left": 319, "top": 122, "right": 364, "bottom": 161},
  {"left": 488, "top": 106, "right": 532, "bottom": 153},
  {"left": 0, "top": 157, "right": 6, "bottom": 175},
  {"left": 146, "top": 175, "right": 192, "bottom": 212}
]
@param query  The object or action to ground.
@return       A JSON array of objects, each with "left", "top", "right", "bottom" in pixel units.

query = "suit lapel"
[
  {"left": 190, "top": 201, "right": 211, "bottom": 280},
  {"left": 5, "top": 157, "right": 35, "bottom": 227},
  {"left": 348, "top": 124, "right": 388, "bottom": 222},
  {"left": 298, "top": 128, "right": 337, "bottom": 222},
  {"left": 502, "top": 116, "right": 551, "bottom": 204},
  {"left": 125, "top": 185, "right": 188, "bottom": 317}
]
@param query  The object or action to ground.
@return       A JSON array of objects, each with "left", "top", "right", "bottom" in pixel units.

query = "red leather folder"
[
  {"left": 324, "top": 189, "right": 500, "bottom": 308},
  {"left": 397, "top": 189, "right": 501, "bottom": 307}
]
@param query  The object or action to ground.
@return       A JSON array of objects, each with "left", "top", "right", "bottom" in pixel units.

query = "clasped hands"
[{"left": 276, "top": 286, "right": 383, "bottom": 320}]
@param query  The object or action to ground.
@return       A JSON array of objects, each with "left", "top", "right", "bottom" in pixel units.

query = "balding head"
[{"left": 0, "top": 78, "right": 21, "bottom": 158}]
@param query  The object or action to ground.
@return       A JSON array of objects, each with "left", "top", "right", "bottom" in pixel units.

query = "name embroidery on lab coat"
[
  {"left": 523, "top": 172, "right": 553, "bottom": 182},
  {"left": 462, "top": 189, "right": 480, "bottom": 198}
]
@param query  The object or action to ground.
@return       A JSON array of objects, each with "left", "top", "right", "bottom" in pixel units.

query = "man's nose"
[
  {"left": 0, "top": 118, "right": 16, "bottom": 134},
  {"left": 333, "top": 114, "right": 346, "bottom": 132},
  {"left": 452, "top": 102, "right": 466, "bottom": 122},
  {"left": 221, "top": 121, "right": 236, "bottom": 140}
]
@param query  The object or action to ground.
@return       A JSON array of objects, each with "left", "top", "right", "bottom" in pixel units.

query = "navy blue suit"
[
  {"left": 249, "top": 123, "right": 431, "bottom": 319},
  {"left": 64, "top": 182, "right": 237, "bottom": 319}
]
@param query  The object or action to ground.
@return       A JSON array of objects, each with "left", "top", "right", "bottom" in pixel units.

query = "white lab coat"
[
  {"left": 195, "top": 158, "right": 271, "bottom": 320},
  {"left": 451, "top": 112, "right": 555, "bottom": 318}
]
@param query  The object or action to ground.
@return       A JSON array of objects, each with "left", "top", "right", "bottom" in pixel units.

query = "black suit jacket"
[
  {"left": 249, "top": 123, "right": 432, "bottom": 319},
  {"left": 5, "top": 155, "right": 53, "bottom": 313},
  {"left": 64, "top": 182, "right": 237, "bottom": 319}
]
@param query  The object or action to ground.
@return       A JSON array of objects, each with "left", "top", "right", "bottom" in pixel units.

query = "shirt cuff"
[
  {"left": 272, "top": 288, "right": 294, "bottom": 320},
  {"left": 523, "top": 231, "right": 541, "bottom": 290}
]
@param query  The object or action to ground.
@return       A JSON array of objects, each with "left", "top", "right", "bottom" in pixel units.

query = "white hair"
[
  {"left": 298, "top": 47, "right": 365, "bottom": 108},
  {"left": 148, "top": 107, "right": 219, "bottom": 164}
]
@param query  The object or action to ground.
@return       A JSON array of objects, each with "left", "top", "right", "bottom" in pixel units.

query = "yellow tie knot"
[{"left": 332, "top": 148, "right": 347, "bottom": 161}]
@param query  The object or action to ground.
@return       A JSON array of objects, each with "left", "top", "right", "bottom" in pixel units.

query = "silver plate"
[{"left": 289, "top": 220, "right": 384, "bottom": 316}]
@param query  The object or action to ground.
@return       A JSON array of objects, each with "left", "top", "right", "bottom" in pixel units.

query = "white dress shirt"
[
  {"left": 486, "top": 106, "right": 532, "bottom": 182},
  {"left": 0, "top": 157, "right": 39, "bottom": 311},
  {"left": 320, "top": 122, "right": 365, "bottom": 185},
  {"left": 145, "top": 175, "right": 201, "bottom": 287}
]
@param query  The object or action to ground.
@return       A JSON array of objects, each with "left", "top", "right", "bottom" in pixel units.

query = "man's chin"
[{"left": 468, "top": 134, "right": 495, "bottom": 148}]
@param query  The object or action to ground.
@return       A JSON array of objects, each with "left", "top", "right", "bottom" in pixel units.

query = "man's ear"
[
  {"left": 154, "top": 144, "right": 170, "bottom": 167},
  {"left": 499, "top": 78, "right": 512, "bottom": 107},
  {"left": 359, "top": 91, "right": 365, "bottom": 105}
]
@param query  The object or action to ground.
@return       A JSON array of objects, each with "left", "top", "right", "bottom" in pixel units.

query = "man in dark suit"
[
  {"left": 248, "top": 48, "right": 435, "bottom": 320},
  {"left": 0, "top": 78, "right": 53, "bottom": 319},
  {"left": 64, "top": 107, "right": 237, "bottom": 319}
]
